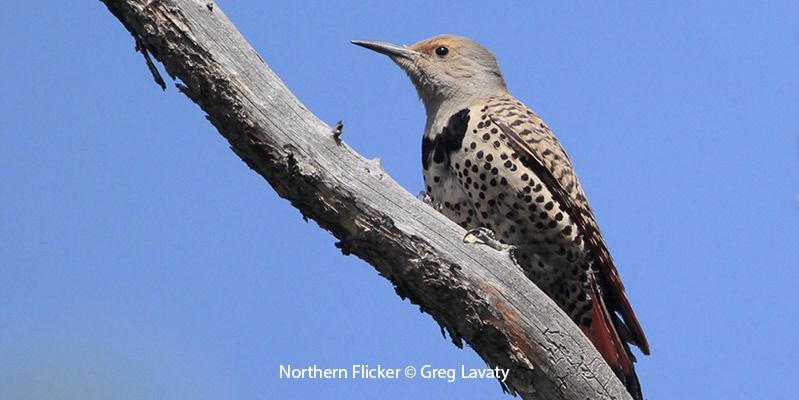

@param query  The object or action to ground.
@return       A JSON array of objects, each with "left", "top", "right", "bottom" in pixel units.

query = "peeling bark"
[{"left": 99, "top": 1, "right": 632, "bottom": 399}]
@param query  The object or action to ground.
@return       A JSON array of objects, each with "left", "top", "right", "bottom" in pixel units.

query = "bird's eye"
[{"left": 435, "top": 46, "right": 449, "bottom": 56}]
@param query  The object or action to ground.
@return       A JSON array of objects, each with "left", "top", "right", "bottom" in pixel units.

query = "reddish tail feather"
[{"left": 581, "top": 285, "right": 643, "bottom": 400}]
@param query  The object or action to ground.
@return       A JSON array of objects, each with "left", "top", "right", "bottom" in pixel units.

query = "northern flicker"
[{"left": 353, "top": 35, "right": 650, "bottom": 399}]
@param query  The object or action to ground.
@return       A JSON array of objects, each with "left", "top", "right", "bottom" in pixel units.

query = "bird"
[{"left": 353, "top": 35, "right": 650, "bottom": 399}]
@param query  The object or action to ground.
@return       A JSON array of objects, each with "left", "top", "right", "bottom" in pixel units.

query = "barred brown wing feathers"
[{"left": 488, "top": 105, "right": 649, "bottom": 355}]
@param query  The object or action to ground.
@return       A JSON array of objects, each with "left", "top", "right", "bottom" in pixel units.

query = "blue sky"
[{"left": 1, "top": 1, "right": 798, "bottom": 399}]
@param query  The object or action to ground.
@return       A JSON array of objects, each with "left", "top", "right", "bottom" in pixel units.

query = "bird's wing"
[{"left": 487, "top": 100, "right": 650, "bottom": 355}]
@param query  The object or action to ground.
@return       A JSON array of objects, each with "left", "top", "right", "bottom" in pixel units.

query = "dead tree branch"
[{"left": 99, "top": 1, "right": 631, "bottom": 399}]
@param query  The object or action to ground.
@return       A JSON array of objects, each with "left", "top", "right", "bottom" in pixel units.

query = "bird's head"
[{"left": 353, "top": 35, "right": 508, "bottom": 114}]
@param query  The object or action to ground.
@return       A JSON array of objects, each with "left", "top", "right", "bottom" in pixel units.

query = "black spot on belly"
[{"left": 422, "top": 109, "right": 470, "bottom": 170}]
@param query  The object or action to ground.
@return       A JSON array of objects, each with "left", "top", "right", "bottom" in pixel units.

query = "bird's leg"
[
  {"left": 463, "top": 227, "right": 510, "bottom": 252},
  {"left": 464, "top": 229, "right": 529, "bottom": 269}
]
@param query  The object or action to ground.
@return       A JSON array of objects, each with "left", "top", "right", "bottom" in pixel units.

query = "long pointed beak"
[{"left": 351, "top": 40, "right": 419, "bottom": 59}]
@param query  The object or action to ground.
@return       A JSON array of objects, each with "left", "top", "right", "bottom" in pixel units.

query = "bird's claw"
[
  {"left": 332, "top": 120, "right": 344, "bottom": 142},
  {"left": 417, "top": 191, "right": 434, "bottom": 205},
  {"left": 463, "top": 227, "right": 509, "bottom": 251}
]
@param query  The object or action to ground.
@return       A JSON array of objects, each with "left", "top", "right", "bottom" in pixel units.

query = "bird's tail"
[{"left": 580, "top": 284, "right": 643, "bottom": 400}]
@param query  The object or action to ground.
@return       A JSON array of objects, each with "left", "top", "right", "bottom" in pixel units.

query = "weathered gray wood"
[{"left": 99, "top": 1, "right": 632, "bottom": 399}]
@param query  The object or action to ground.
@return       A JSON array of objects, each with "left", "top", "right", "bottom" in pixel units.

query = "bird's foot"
[
  {"left": 463, "top": 227, "right": 510, "bottom": 252},
  {"left": 417, "top": 191, "right": 434, "bottom": 205}
]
